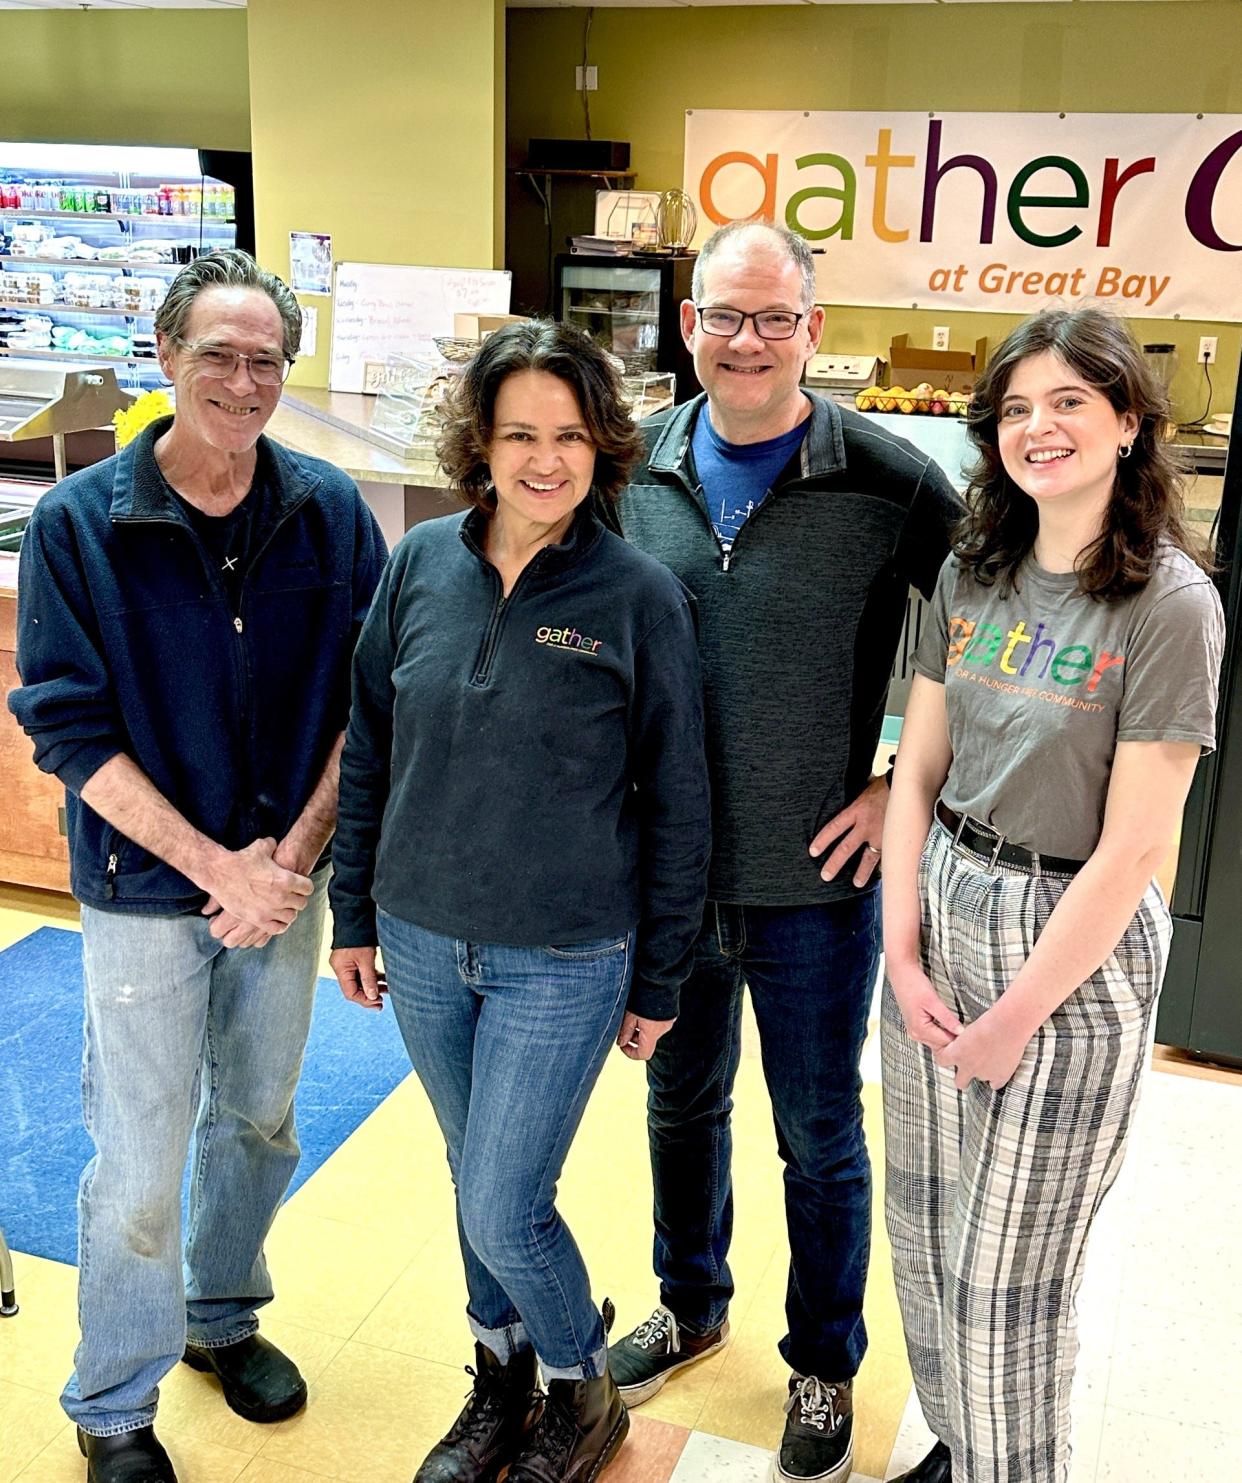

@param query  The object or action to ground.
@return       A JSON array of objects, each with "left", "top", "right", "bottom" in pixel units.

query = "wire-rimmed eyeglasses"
[{"left": 172, "top": 336, "right": 293, "bottom": 385}]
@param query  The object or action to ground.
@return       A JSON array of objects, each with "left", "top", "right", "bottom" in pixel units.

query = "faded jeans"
[
  {"left": 63, "top": 875, "right": 326, "bottom": 1436},
  {"left": 378, "top": 910, "right": 632, "bottom": 1380}
]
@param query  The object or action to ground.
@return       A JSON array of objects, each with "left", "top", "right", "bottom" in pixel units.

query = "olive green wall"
[
  {"left": 248, "top": 0, "right": 505, "bottom": 388},
  {"left": 0, "top": 11, "right": 250, "bottom": 151},
  {"left": 507, "top": 2, "right": 1242, "bottom": 420}
]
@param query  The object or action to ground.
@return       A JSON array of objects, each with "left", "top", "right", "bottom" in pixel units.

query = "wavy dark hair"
[
  {"left": 958, "top": 307, "right": 1208, "bottom": 600},
  {"left": 436, "top": 319, "right": 642, "bottom": 514}
]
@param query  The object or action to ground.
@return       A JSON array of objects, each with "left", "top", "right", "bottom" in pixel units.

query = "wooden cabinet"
[{"left": 0, "top": 589, "right": 71, "bottom": 891}]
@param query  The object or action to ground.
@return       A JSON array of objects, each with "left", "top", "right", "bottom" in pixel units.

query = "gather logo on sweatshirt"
[{"left": 535, "top": 624, "right": 603, "bottom": 656}]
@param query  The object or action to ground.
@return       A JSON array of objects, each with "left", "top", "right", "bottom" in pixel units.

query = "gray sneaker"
[{"left": 606, "top": 1305, "right": 730, "bottom": 1405}]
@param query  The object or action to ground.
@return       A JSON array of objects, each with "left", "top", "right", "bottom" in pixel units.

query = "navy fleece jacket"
[
  {"left": 9, "top": 418, "right": 387, "bottom": 912},
  {"left": 329, "top": 505, "right": 711, "bottom": 1020}
]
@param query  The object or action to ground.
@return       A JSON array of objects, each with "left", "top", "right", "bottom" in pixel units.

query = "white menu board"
[{"left": 329, "top": 261, "right": 511, "bottom": 393}]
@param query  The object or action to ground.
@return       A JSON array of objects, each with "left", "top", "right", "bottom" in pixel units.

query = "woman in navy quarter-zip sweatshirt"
[{"left": 328, "top": 322, "right": 710, "bottom": 1483}]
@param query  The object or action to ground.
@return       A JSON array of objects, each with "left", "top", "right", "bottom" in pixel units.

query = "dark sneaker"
[
  {"left": 607, "top": 1305, "right": 730, "bottom": 1405},
  {"left": 414, "top": 1342, "right": 542, "bottom": 1483},
  {"left": 772, "top": 1375, "right": 853, "bottom": 1483},
  {"left": 506, "top": 1371, "right": 628, "bottom": 1483},
  {"left": 891, "top": 1439, "right": 952, "bottom": 1481}
]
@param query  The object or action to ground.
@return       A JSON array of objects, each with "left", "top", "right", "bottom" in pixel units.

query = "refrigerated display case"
[
  {"left": 1157, "top": 366, "right": 1242, "bottom": 1066},
  {"left": 0, "top": 142, "right": 239, "bottom": 393},
  {"left": 555, "top": 253, "right": 700, "bottom": 403}
]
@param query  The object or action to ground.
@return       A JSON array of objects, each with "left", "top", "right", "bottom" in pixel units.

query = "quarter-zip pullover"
[
  {"left": 10, "top": 417, "right": 387, "bottom": 911},
  {"left": 619, "top": 391, "right": 963, "bottom": 905},
  {"left": 329, "top": 505, "right": 711, "bottom": 1021}
]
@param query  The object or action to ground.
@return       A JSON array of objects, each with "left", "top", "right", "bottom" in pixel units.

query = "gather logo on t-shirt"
[{"left": 947, "top": 614, "right": 1126, "bottom": 714}]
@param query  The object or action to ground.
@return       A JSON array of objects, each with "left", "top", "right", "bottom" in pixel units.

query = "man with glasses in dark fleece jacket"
[
  {"left": 608, "top": 221, "right": 963, "bottom": 1483},
  {"left": 9, "top": 250, "right": 385, "bottom": 1483}
]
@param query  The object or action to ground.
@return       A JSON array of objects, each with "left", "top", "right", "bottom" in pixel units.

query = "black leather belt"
[{"left": 935, "top": 800, "right": 1086, "bottom": 877}]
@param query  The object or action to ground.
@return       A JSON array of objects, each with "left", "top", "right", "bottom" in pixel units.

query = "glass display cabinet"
[
  {"left": 0, "top": 142, "right": 238, "bottom": 391},
  {"left": 555, "top": 252, "right": 699, "bottom": 403}
]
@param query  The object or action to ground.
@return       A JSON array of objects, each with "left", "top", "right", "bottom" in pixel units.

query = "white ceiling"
[
  {"left": 0, "top": 0, "right": 1218, "bottom": 9},
  {"left": 0, "top": 1, "right": 244, "bottom": 9}
]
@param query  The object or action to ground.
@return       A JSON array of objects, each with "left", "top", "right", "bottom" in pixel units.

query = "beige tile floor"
[{"left": 2, "top": 882, "right": 1240, "bottom": 1483}]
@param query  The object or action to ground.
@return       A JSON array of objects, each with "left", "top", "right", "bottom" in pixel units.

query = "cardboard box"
[
  {"left": 888, "top": 334, "right": 987, "bottom": 394},
  {"left": 453, "top": 313, "right": 530, "bottom": 341}
]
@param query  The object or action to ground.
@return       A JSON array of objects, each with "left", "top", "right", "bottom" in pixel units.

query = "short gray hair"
[
  {"left": 154, "top": 248, "right": 303, "bottom": 361},
  {"left": 691, "top": 221, "right": 817, "bottom": 314}
]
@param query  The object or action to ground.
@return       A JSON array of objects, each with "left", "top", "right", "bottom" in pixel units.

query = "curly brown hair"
[
  {"left": 959, "top": 307, "right": 1209, "bottom": 600},
  {"left": 436, "top": 319, "right": 643, "bottom": 513}
]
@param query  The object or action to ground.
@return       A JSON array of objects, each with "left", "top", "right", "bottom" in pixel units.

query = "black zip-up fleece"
[
  {"left": 619, "top": 392, "right": 964, "bottom": 905},
  {"left": 329, "top": 505, "right": 711, "bottom": 1021}
]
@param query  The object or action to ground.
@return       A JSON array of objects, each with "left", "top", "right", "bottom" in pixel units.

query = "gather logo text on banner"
[{"left": 683, "top": 111, "right": 1242, "bottom": 321}]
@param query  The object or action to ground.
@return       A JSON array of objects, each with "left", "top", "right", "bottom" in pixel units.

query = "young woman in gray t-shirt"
[{"left": 879, "top": 307, "right": 1224, "bottom": 1483}]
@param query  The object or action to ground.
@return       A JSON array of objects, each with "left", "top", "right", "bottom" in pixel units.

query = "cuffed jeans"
[
  {"left": 378, "top": 911, "right": 632, "bottom": 1380},
  {"left": 63, "top": 877, "right": 326, "bottom": 1436},
  {"left": 646, "top": 892, "right": 880, "bottom": 1381}
]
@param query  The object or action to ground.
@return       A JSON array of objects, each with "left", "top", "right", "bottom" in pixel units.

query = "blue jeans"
[
  {"left": 378, "top": 911, "right": 632, "bottom": 1380},
  {"left": 646, "top": 892, "right": 880, "bottom": 1381},
  {"left": 63, "top": 877, "right": 326, "bottom": 1435}
]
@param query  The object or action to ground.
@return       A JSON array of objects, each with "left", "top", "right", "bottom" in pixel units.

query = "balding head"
[{"left": 692, "top": 221, "right": 817, "bottom": 314}]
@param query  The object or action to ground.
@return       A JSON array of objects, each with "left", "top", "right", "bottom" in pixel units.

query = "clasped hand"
[
  {"left": 200, "top": 837, "right": 315, "bottom": 950},
  {"left": 890, "top": 964, "right": 1030, "bottom": 1091}
]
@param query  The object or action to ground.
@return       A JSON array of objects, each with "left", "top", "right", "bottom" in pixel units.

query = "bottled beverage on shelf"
[{"left": 158, "top": 186, "right": 173, "bottom": 216}]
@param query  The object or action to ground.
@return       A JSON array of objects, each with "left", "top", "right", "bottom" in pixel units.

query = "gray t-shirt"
[{"left": 914, "top": 545, "right": 1225, "bottom": 860}]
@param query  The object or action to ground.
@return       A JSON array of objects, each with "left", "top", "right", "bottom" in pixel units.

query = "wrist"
[
  {"left": 994, "top": 984, "right": 1043, "bottom": 1040},
  {"left": 186, "top": 835, "right": 231, "bottom": 896},
  {"left": 274, "top": 834, "right": 320, "bottom": 877},
  {"left": 885, "top": 942, "right": 923, "bottom": 979}
]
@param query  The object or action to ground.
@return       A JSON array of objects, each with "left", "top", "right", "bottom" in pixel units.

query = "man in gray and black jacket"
[{"left": 608, "top": 220, "right": 963, "bottom": 1483}]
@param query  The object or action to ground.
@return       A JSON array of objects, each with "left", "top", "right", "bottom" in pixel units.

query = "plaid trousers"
[{"left": 881, "top": 821, "right": 1169, "bottom": 1482}]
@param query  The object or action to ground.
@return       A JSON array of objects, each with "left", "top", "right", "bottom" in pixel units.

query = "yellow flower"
[{"left": 113, "top": 389, "right": 174, "bottom": 448}]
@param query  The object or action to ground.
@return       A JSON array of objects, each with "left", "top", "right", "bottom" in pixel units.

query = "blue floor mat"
[{"left": 0, "top": 926, "right": 412, "bottom": 1266}]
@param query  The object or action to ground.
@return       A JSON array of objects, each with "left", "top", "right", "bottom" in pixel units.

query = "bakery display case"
[{"left": 555, "top": 253, "right": 699, "bottom": 403}]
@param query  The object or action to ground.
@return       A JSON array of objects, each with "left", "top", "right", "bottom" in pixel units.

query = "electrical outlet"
[
  {"left": 1199, "top": 336, "right": 1218, "bottom": 364},
  {"left": 574, "top": 65, "right": 598, "bottom": 91},
  {"left": 933, "top": 326, "right": 950, "bottom": 352}
]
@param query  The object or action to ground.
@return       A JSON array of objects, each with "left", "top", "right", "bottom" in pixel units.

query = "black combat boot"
[
  {"left": 505, "top": 1370, "right": 629, "bottom": 1483},
  {"left": 414, "top": 1342, "right": 542, "bottom": 1483}
]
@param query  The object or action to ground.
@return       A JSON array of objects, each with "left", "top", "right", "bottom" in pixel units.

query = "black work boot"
[
  {"left": 77, "top": 1426, "right": 177, "bottom": 1483},
  {"left": 506, "top": 1371, "right": 629, "bottom": 1483},
  {"left": 891, "top": 1439, "right": 952, "bottom": 1481},
  {"left": 182, "top": 1333, "right": 307, "bottom": 1422},
  {"left": 414, "top": 1343, "right": 542, "bottom": 1483}
]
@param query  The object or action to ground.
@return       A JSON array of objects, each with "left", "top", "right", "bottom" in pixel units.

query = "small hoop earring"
[{"left": 1118, "top": 443, "right": 1133, "bottom": 459}]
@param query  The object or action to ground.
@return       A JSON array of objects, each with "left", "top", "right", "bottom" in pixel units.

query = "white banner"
[{"left": 683, "top": 111, "right": 1242, "bottom": 321}]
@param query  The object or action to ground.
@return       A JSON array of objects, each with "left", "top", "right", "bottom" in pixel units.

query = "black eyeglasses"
[
  {"left": 173, "top": 336, "right": 293, "bottom": 385},
  {"left": 694, "top": 306, "right": 806, "bottom": 341}
]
